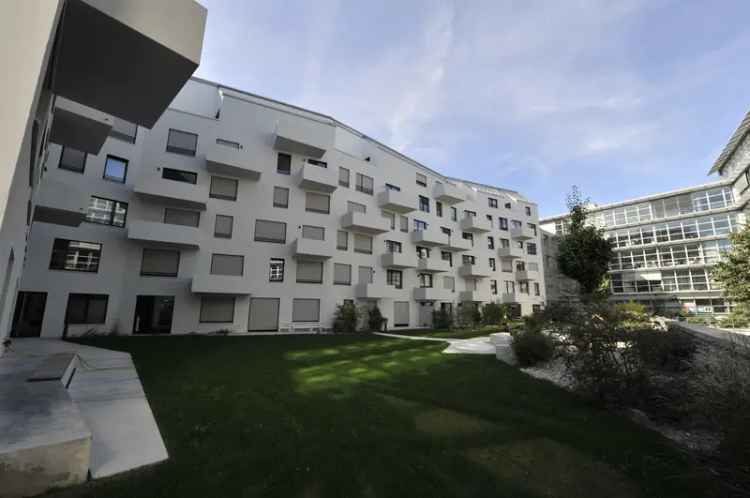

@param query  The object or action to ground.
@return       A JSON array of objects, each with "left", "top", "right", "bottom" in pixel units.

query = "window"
[
  {"left": 487, "top": 236, "right": 495, "bottom": 249},
  {"left": 109, "top": 117, "right": 137, "bottom": 143},
  {"left": 528, "top": 223, "right": 537, "bottom": 236},
  {"left": 358, "top": 266, "right": 373, "bottom": 284},
  {"left": 416, "top": 246, "right": 431, "bottom": 259},
  {"left": 418, "top": 196, "right": 430, "bottom": 213},
  {"left": 418, "top": 273, "right": 433, "bottom": 288},
  {"left": 387, "top": 270, "right": 403, "bottom": 289},
  {"left": 491, "top": 280, "right": 498, "bottom": 295},
  {"left": 525, "top": 206, "right": 532, "bottom": 216},
  {"left": 277, "top": 153, "right": 292, "bottom": 174},
  {"left": 443, "top": 276, "right": 455, "bottom": 290},
  {"left": 354, "top": 234, "right": 373, "bottom": 254},
  {"left": 85, "top": 196, "right": 127, "bottom": 227},
  {"left": 211, "top": 254, "right": 244, "bottom": 276},
  {"left": 59, "top": 147, "right": 86, "bottom": 173},
  {"left": 400, "top": 216, "right": 409, "bottom": 232},
  {"left": 347, "top": 201, "right": 366, "bottom": 214},
  {"left": 382, "top": 211, "right": 396, "bottom": 230},
  {"left": 210, "top": 176, "right": 238, "bottom": 201},
  {"left": 305, "top": 192, "right": 330, "bottom": 213},
  {"left": 414, "top": 219, "right": 428, "bottom": 231},
  {"left": 50, "top": 239, "right": 101, "bottom": 272},
  {"left": 462, "top": 232, "right": 474, "bottom": 245},
  {"left": 416, "top": 173, "right": 427, "bottom": 187},
  {"left": 296, "top": 261, "right": 323, "bottom": 283},
  {"left": 302, "top": 225, "right": 325, "bottom": 240},
  {"left": 486, "top": 215, "right": 494, "bottom": 228},
  {"left": 164, "top": 208, "right": 199, "bottom": 227},
  {"left": 450, "top": 207, "right": 457, "bottom": 221},
  {"left": 511, "top": 219, "right": 523, "bottom": 229},
  {"left": 355, "top": 173, "right": 374, "bottom": 195},
  {"left": 292, "top": 299, "right": 320, "bottom": 322},
  {"left": 534, "top": 283, "right": 541, "bottom": 296},
  {"left": 519, "top": 281, "right": 530, "bottom": 294},
  {"left": 166, "top": 129, "right": 198, "bottom": 156},
  {"left": 66, "top": 294, "right": 107, "bottom": 324},
  {"left": 337, "top": 231, "right": 348, "bottom": 250},
  {"left": 254, "top": 220, "right": 286, "bottom": 243},
  {"left": 269, "top": 258, "right": 285, "bottom": 282},
  {"left": 499, "top": 217, "right": 508, "bottom": 230},
  {"left": 394, "top": 301, "right": 409, "bottom": 327},
  {"left": 216, "top": 138, "right": 241, "bottom": 149},
  {"left": 489, "top": 258, "right": 496, "bottom": 271},
  {"left": 489, "top": 198, "right": 498, "bottom": 208},
  {"left": 527, "top": 243, "right": 537, "bottom": 255},
  {"left": 505, "top": 281, "right": 515, "bottom": 294},
  {"left": 464, "top": 210, "right": 477, "bottom": 218},
  {"left": 441, "top": 227, "right": 451, "bottom": 236},
  {"left": 162, "top": 167, "right": 197, "bottom": 184},
  {"left": 214, "top": 215, "right": 233, "bottom": 238},
  {"left": 273, "top": 187, "right": 289, "bottom": 208},
  {"left": 334, "top": 263, "right": 351, "bottom": 285},
  {"left": 385, "top": 240, "right": 402, "bottom": 253},
  {"left": 504, "top": 202, "right": 511, "bottom": 209},
  {"left": 441, "top": 251, "right": 453, "bottom": 267},
  {"left": 200, "top": 296, "right": 235, "bottom": 323},
  {"left": 339, "top": 167, "right": 350, "bottom": 187},
  {"left": 462, "top": 254, "right": 476, "bottom": 265},
  {"left": 306, "top": 158, "right": 327, "bottom": 168},
  {"left": 140, "top": 248, "right": 180, "bottom": 277},
  {"left": 103, "top": 155, "right": 128, "bottom": 183},
  {"left": 386, "top": 183, "right": 401, "bottom": 192},
  {"left": 436, "top": 201, "right": 443, "bottom": 217}
]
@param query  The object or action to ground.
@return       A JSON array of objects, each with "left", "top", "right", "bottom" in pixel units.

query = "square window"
[
  {"left": 200, "top": 296, "right": 235, "bottom": 323},
  {"left": 355, "top": 173, "right": 374, "bottom": 195},
  {"left": 66, "top": 294, "right": 108, "bottom": 324},
  {"left": 103, "top": 155, "right": 128, "bottom": 183},
  {"left": 210, "top": 176, "right": 238, "bottom": 201},
  {"left": 339, "top": 167, "right": 350, "bottom": 187},
  {"left": 85, "top": 196, "right": 127, "bottom": 227},
  {"left": 50, "top": 239, "right": 101, "bottom": 272},
  {"left": 211, "top": 254, "right": 244, "bottom": 276},
  {"left": 162, "top": 167, "right": 197, "bottom": 184},
  {"left": 141, "top": 248, "right": 180, "bottom": 277},
  {"left": 334, "top": 263, "right": 351, "bottom": 285},
  {"left": 269, "top": 258, "right": 285, "bottom": 282},
  {"left": 214, "top": 215, "right": 233, "bottom": 238},
  {"left": 166, "top": 129, "right": 198, "bottom": 156}
]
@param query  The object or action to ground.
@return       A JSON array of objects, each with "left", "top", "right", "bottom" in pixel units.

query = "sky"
[{"left": 194, "top": 0, "right": 750, "bottom": 218}]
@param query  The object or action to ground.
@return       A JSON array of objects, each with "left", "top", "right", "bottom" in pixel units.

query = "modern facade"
[
  {"left": 541, "top": 110, "right": 750, "bottom": 315},
  {"left": 12, "top": 77, "right": 545, "bottom": 338}
]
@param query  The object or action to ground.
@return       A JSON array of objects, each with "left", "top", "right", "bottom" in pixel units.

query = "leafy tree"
[
  {"left": 556, "top": 186, "right": 613, "bottom": 301},
  {"left": 332, "top": 302, "right": 360, "bottom": 333},
  {"left": 367, "top": 305, "right": 386, "bottom": 332},
  {"left": 712, "top": 224, "right": 750, "bottom": 306}
]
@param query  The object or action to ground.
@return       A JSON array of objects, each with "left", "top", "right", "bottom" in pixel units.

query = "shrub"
[
  {"left": 333, "top": 302, "right": 359, "bottom": 333},
  {"left": 481, "top": 302, "right": 509, "bottom": 326},
  {"left": 455, "top": 304, "right": 481, "bottom": 329},
  {"left": 432, "top": 308, "right": 453, "bottom": 330},
  {"left": 613, "top": 301, "right": 652, "bottom": 329},
  {"left": 511, "top": 329, "right": 556, "bottom": 367},
  {"left": 367, "top": 305, "right": 386, "bottom": 332},
  {"left": 633, "top": 327, "right": 696, "bottom": 372},
  {"left": 720, "top": 304, "right": 750, "bottom": 329}
]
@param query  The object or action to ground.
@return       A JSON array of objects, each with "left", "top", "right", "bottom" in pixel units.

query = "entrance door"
[
  {"left": 11, "top": 292, "right": 47, "bottom": 337},
  {"left": 133, "top": 295, "right": 174, "bottom": 334},
  {"left": 248, "top": 298, "right": 280, "bottom": 331}
]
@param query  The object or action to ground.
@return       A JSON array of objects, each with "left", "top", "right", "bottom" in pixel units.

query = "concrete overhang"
[{"left": 49, "top": 97, "right": 113, "bottom": 154}]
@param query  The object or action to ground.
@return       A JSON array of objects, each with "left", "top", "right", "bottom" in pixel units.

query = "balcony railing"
[{"left": 127, "top": 220, "right": 200, "bottom": 249}]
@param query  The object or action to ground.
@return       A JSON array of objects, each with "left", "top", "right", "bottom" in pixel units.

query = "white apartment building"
[
  {"left": 541, "top": 110, "right": 750, "bottom": 315},
  {"left": 12, "top": 78, "right": 545, "bottom": 337},
  {"left": 0, "top": 0, "right": 206, "bottom": 346}
]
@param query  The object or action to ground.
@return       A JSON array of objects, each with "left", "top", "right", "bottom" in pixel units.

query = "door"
[
  {"left": 133, "top": 295, "right": 174, "bottom": 334},
  {"left": 248, "top": 298, "right": 280, "bottom": 332},
  {"left": 419, "top": 301, "right": 434, "bottom": 328},
  {"left": 11, "top": 292, "right": 47, "bottom": 337}
]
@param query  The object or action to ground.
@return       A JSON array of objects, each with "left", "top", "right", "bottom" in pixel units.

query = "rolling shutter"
[
  {"left": 292, "top": 299, "right": 320, "bottom": 322},
  {"left": 394, "top": 302, "right": 409, "bottom": 326},
  {"left": 248, "top": 298, "right": 279, "bottom": 331}
]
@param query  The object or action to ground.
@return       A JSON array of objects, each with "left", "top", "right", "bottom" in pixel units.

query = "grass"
[{"left": 44, "top": 333, "right": 732, "bottom": 498}]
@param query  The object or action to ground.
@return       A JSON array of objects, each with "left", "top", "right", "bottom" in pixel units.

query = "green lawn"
[{"left": 46, "top": 334, "right": 729, "bottom": 498}]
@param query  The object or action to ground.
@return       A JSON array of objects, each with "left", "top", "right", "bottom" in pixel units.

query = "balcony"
[
  {"left": 510, "top": 226, "right": 535, "bottom": 241},
  {"left": 190, "top": 275, "right": 250, "bottom": 295},
  {"left": 51, "top": 0, "right": 207, "bottom": 128},
  {"left": 49, "top": 97, "right": 113, "bottom": 154},
  {"left": 458, "top": 262, "right": 492, "bottom": 278},
  {"left": 501, "top": 292, "right": 517, "bottom": 303},
  {"left": 354, "top": 282, "right": 391, "bottom": 299},
  {"left": 32, "top": 179, "right": 87, "bottom": 227},
  {"left": 381, "top": 252, "right": 416, "bottom": 268},
  {"left": 516, "top": 269, "right": 539, "bottom": 281},
  {"left": 274, "top": 119, "right": 334, "bottom": 158},
  {"left": 414, "top": 287, "right": 454, "bottom": 301},
  {"left": 206, "top": 145, "right": 261, "bottom": 180},
  {"left": 292, "top": 237, "right": 334, "bottom": 261},
  {"left": 459, "top": 215, "right": 491, "bottom": 233},
  {"left": 134, "top": 175, "right": 207, "bottom": 210},
  {"left": 416, "top": 258, "right": 452, "bottom": 273},
  {"left": 498, "top": 246, "right": 525, "bottom": 259},
  {"left": 433, "top": 182, "right": 465, "bottom": 204},
  {"left": 297, "top": 162, "right": 338, "bottom": 193},
  {"left": 341, "top": 211, "right": 390, "bottom": 235},
  {"left": 127, "top": 220, "right": 200, "bottom": 249},
  {"left": 459, "top": 290, "right": 488, "bottom": 303},
  {"left": 442, "top": 236, "right": 471, "bottom": 252},
  {"left": 410, "top": 230, "right": 447, "bottom": 247},
  {"left": 377, "top": 189, "right": 416, "bottom": 213}
]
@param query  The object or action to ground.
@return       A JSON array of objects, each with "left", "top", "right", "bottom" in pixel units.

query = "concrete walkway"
[
  {"left": 374, "top": 332, "right": 497, "bottom": 354},
  {"left": 1, "top": 339, "right": 167, "bottom": 479}
]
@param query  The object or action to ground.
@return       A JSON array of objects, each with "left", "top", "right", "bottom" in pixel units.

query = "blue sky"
[{"left": 195, "top": 0, "right": 750, "bottom": 218}]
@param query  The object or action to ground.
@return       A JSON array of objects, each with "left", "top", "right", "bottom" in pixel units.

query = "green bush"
[
  {"left": 633, "top": 327, "right": 696, "bottom": 372},
  {"left": 720, "top": 304, "right": 750, "bottom": 329},
  {"left": 432, "top": 308, "right": 453, "bottom": 330},
  {"left": 511, "top": 329, "right": 556, "bottom": 367},
  {"left": 332, "top": 302, "right": 360, "bottom": 333},
  {"left": 367, "top": 305, "right": 386, "bottom": 332},
  {"left": 481, "top": 302, "right": 509, "bottom": 326},
  {"left": 455, "top": 304, "right": 481, "bottom": 329}
]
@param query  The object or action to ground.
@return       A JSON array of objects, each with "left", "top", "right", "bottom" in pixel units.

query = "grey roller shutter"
[
  {"left": 305, "top": 192, "right": 330, "bottom": 213},
  {"left": 353, "top": 234, "right": 372, "bottom": 253},
  {"left": 210, "top": 176, "right": 238, "bottom": 200},
  {"left": 302, "top": 225, "right": 325, "bottom": 240},
  {"left": 394, "top": 302, "right": 409, "bottom": 326},
  {"left": 292, "top": 299, "right": 320, "bottom": 322},
  {"left": 200, "top": 296, "right": 235, "bottom": 322},
  {"left": 255, "top": 220, "right": 286, "bottom": 243},
  {"left": 296, "top": 261, "right": 323, "bottom": 283},
  {"left": 210, "top": 254, "right": 244, "bottom": 276},
  {"left": 248, "top": 298, "right": 279, "bottom": 331},
  {"left": 164, "top": 208, "right": 199, "bottom": 227},
  {"left": 333, "top": 263, "right": 351, "bottom": 285},
  {"left": 141, "top": 249, "right": 180, "bottom": 276},
  {"left": 358, "top": 266, "right": 373, "bottom": 284},
  {"left": 443, "top": 276, "right": 455, "bottom": 290}
]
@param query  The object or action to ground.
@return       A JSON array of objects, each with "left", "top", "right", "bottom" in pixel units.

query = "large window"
[
  {"left": 337, "top": 231, "right": 348, "bottom": 250},
  {"left": 296, "top": 261, "right": 323, "bottom": 283},
  {"left": 339, "top": 167, "right": 350, "bottom": 187},
  {"left": 50, "top": 239, "right": 101, "bottom": 272},
  {"left": 277, "top": 153, "right": 291, "bottom": 175},
  {"left": 103, "top": 155, "right": 128, "bottom": 183},
  {"left": 385, "top": 240, "right": 402, "bottom": 253},
  {"left": 387, "top": 270, "right": 403, "bottom": 289},
  {"left": 305, "top": 192, "right": 330, "bottom": 213},
  {"left": 269, "top": 258, "right": 285, "bottom": 282},
  {"left": 164, "top": 207, "right": 200, "bottom": 227},
  {"left": 166, "top": 129, "right": 198, "bottom": 156},
  {"left": 334, "top": 263, "right": 351, "bottom": 285},
  {"left": 416, "top": 173, "right": 427, "bottom": 187},
  {"left": 85, "top": 196, "right": 127, "bottom": 227},
  {"left": 273, "top": 187, "right": 289, "bottom": 208},
  {"left": 210, "top": 176, "right": 238, "bottom": 201},
  {"left": 355, "top": 173, "right": 374, "bottom": 195},
  {"left": 59, "top": 147, "right": 86, "bottom": 173},
  {"left": 109, "top": 117, "right": 137, "bottom": 143},
  {"left": 210, "top": 254, "right": 244, "bottom": 276},
  {"left": 162, "top": 167, "right": 197, "bottom": 184},
  {"left": 489, "top": 198, "right": 498, "bottom": 208},
  {"left": 292, "top": 298, "right": 320, "bottom": 322},
  {"left": 347, "top": 201, "right": 366, "bottom": 213},
  {"left": 414, "top": 219, "right": 428, "bottom": 231},
  {"left": 418, "top": 273, "right": 433, "bottom": 288},
  {"left": 254, "top": 220, "right": 286, "bottom": 243},
  {"left": 394, "top": 302, "right": 409, "bottom": 327},
  {"left": 214, "top": 215, "right": 233, "bottom": 238},
  {"left": 302, "top": 225, "right": 325, "bottom": 240},
  {"left": 141, "top": 249, "right": 180, "bottom": 277},
  {"left": 66, "top": 294, "right": 108, "bottom": 324},
  {"left": 200, "top": 296, "right": 235, "bottom": 323},
  {"left": 354, "top": 234, "right": 373, "bottom": 254},
  {"left": 418, "top": 196, "right": 430, "bottom": 213}
]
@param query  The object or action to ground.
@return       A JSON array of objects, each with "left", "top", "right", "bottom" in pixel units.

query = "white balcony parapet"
[
  {"left": 416, "top": 258, "right": 452, "bottom": 273},
  {"left": 381, "top": 252, "right": 416, "bottom": 268},
  {"left": 32, "top": 179, "right": 88, "bottom": 227},
  {"left": 190, "top": 275, "right": 250, "bottom": 295},
  {"left": 442, "top": 236, "right": 471, "bottom": 252},
  {"left": 354, "top": 282, "right": 391, "bottom": 299},
  {"left": 459, "top": 290, "right": 488, "bottom": 303},
  {"left": 516, "top": 269, "right": 539, "bottom": 281},
  {"left": 341, "top": 211, "right": 390, "bottom": 235},
  {"left": 459, "top": 215, "right": 492, "bottom": 233},
  {"left": 410, "top": 230, "right": 448, "bottom": 247},
  {"left": 498, "top": 246, "right": 525, "bottom": 259},
  {"left": 458, "top": 262, "right": 492, "bottom": 278},
  {"left": 134, "top": 175, "right": 207, "bottom": 210},
  {"left": 433, "top": 182, "right": 465, "bottom": 204},
  {"left": 510, "top": 226, "right": 535, "bottom": 241},
  {"left": 292, "top": 238, "right": 334, "bottom": 261},
  {"left": 206, "top": 145, "right": 261, "bottom": 180},
  {"left": 377, "top": 189, "right": 416, "bottom": 213},
  {"left": 274, "top": 119, "right": 334, "bottom": 158},
  {"left": 127, "top": 220, "right": 200, "bottom": 249},
  {"left": 413, "top": 287, "right": 454, "bottom": 301},
  {"left": 49, "top": 97, "right": 113, "bottom": 154},
  {"left": 297, "top": 162, "right": 338, "bottom": 193}
]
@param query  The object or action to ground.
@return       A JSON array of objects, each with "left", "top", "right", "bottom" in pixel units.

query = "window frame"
[
  {"left": 210, "top": 253, "right": 245, "bottom": 276},
  {"left": 209, "top": 175, "right": 239, "bottom": 201},
  {"left": 254, "top": 219, "right": 287, "bottom": 244},
  {"left": 162, "top": 167, "right": 197, "bottom": 185},
  {"left": 166, "top": 128, "right": 198, "bottom": 156},
  {"left": 66, "top": 293, "right": 108, "bottom": 324},
  {"left": 214, "top": 214, "right": 234, "bottom": 239},
  {"left": 269, "top": 258, "right": 285, "bottom": 282},
  {"left": 49, "top": 239, "right": 101, "bottom": 273},
  {"left": 102, "top": 155, "right": 128, "bottom": 183},
  {"left": 277, "top": 152, "right": 292, "bottom": 175},
  {"left": 140, "top": 248, "right": 180, "bottom": 277},
  {"left": 58, "top": 146, "right": 87, "bottom": 173},
  {"left": 199, "top": 296, "right": 236, "bottom": 323},
  {"left": 84, "top": 196, "right": 128, "bottom": 227}
]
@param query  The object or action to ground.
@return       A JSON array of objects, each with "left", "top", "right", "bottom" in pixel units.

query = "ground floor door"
[
  {"left": 248, "top": 298, "right": 280, "bottom": 332},
  {"left": 133, "top": 295, "right": 174, "bottom": 334},
  {"left": 11, "top": 291, "right": 47, "bottom": 338},
  {"left": 418, "top": 301, "right": 434, "bottom": 328},
  {"left": 508, "top": 303, "right": 522, "bottom": 319}
]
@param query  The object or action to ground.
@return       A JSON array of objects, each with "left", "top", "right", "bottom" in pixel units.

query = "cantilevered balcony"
[
  {"left": 354, "top": 282, "right": 391, "bottom": 299},
  {"left": 292, "top": 238, "right": 334, "bottom": 261},
  {"left": 459, "top": 290, "right": 488, "bottom": 303},
  {"left": 206, "top": 145, "right": 261, "bottom": 180},
  {"left": 459, "top": 215, "right": 491, "bottom": 233},
  {"left": 410, "top": 230, "right": 447, "bottom": 247},
  {"left": 377, "top": 189, "right": 416, "bottom": 213},
  {"left": 516, "top": 269, "right": 539, "bottom": 281},
  {"left": 381, "top": 252, "right": 416, "bottom": 269},
  {"left": 51, "top": 0, "right": 207, "bottom": 128},
  {"left": 414, "top": 287, "right": 453, "bottom": 301},
  {"left": 297, "top": 161, "right": 337, "bottom": 193},
  {"left": 190, "top": 275, "right": 250, "bottom": 295},
  {"left": 416, "top": 258, "right": 452, "bottom": 273},
  {"left": 32, "top": 179, "right": 87, "bottom": 227},
  {"left": 458, "top": 262, "right": 492, "bottom": 278},
  {"left": 134, "top": 174, "right": 207, "bottom": 210},
  {"left": 501, "top": 291, "right": 519, "bottom": 303},
  {"left": 127, "top": 220, "right": 200, "bottom": 249},
  {"left": 442, "top": 236, "right": 471, "bottom": 252},
  {"left": 510, "top": 226, "right": 535, "bottom": 241},
  {"left": 498, "top": 246, "right": 525, "bottom": 259},
  {"left": 274, "top": 119, "right": 334, "bottom": 158},
  {"left": 341, "top": 212, "right": 390, "bottom": 235},
  {"left": 49, "top": 97, "right": 113, "bottom": 154},
  {"left": 433, "top": 182, "right": 465, "bottom": 204}
]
